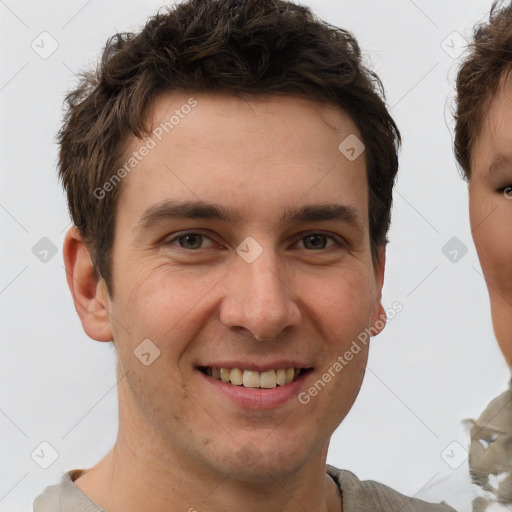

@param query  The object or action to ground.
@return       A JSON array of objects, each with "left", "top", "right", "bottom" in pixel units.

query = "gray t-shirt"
[{"left": 33, "top": 464, "right": 456, "bottom": 511}]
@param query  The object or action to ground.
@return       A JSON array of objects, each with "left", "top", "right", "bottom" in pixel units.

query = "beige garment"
[
  {"left": 33, "top": 465, "right": 456, "bottom": 512},
  {"left": 468, "top": 379, "right": 512, "bottom": 511},
  {"left": 33, "top": 469, "right": 107, "bottom": 512}
]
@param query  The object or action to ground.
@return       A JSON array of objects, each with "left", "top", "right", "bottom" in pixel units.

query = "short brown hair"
[
  {"left": 58, "top": 0, "right": 400, "bottom": 297},
  {"left": 455, "top": 1, "right": 512, "bottom": 178}
]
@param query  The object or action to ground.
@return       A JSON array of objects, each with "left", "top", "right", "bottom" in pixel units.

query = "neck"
[{"left": 74, "top": 420, "right": 342, "bottom": 512}]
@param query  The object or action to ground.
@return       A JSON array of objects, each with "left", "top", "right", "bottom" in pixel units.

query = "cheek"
[
  {"left": 470, "top": 189, "right": 512, "bottom": 362},
  {"left": 302, "top": 268, "right": 377, "bottom": 345},
  {"left": 471, "top": 195, "right": 512, "bottom": 294},
  {"left": 110, "top": 262, "right": 226, "bottom": 364},
  {"left": 109, "top": 265, "right": 218, "bottom": 428}
]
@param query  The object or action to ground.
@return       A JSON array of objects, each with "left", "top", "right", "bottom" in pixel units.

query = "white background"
[{"left": 0, "top": 0, "right": 509, "bottom": 510}]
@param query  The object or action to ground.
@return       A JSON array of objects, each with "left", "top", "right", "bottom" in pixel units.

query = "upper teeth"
[{"left": 207, "top": 367, "right": 300, "bottom": 388}]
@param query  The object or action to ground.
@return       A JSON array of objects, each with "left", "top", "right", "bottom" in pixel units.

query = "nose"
[{"left": 219, "top": 249, "right": 302, "bottom": 341}]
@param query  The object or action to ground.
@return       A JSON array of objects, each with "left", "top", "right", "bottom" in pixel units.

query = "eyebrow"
[
  {"left": 134, "top": 199, "right": 364, "bottom": 233},
  {"left": 489, "top": 153, "right": 512, "bottom": 175}
]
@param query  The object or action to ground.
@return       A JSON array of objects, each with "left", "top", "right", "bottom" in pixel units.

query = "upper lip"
[{"left": 197, "top": 361, "right": 313, "bottom": 372}]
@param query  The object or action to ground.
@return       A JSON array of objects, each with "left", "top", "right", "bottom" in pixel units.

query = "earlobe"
[
  {"left": 63, "top": 226, "right": 113, "bottom": 342},
  {"left": 370, "top": 246, "right": 387, "bottom": 336},
  {"left": 370, "top": 303, "right": 387, "bottom": 337}
]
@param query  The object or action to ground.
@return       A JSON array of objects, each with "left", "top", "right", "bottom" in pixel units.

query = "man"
[{"left": 33, "top": 0, "right": 454, "bottom": 510}]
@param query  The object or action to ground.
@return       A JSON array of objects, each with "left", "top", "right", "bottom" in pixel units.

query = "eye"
[
  {"left": 499, "top": 185, "right": 512, "bottom": 198},
  {"left": 295, "top": 232, "right": 340, "bottom": 250},
  {"left": 166, "top": 232, "right": 215, "bottom": 250},
  {"left": 163, "top": 231, "right": 343, "bottom": 252}
]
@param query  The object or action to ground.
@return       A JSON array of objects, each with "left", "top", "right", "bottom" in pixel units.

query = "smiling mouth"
[{"left": 198, "top": 366, "right": 313, "bottom": 389}]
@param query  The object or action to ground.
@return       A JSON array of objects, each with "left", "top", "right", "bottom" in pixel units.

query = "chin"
[
  {"left": 496, "top": 335, "right": 512, "bottom": 367},
  {"left": 224, "top": 454, "right": 306, "bottom": 483},
  {"left": 490, "top": 306, "right": 512, "bottom": 366},
  {"left": 210, "top": 435, "right": 314, "bottom": 482}
]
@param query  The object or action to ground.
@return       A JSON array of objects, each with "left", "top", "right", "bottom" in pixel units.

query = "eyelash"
[{"left": 164, "top": 231, "right": 345, "bottom": 251}]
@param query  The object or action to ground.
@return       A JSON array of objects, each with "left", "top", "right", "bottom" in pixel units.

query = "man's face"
[
  {"left": 470, "top": 79, "right": 512, "bottom": 366},
  {"left": 102, "top": 93, "right": 385, "bottom": 480}
]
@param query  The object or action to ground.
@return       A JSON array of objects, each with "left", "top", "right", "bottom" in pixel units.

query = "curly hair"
[
  {"left": 455, "top": 0, "right": 512, "bottom": 178},
  {"left": 58, "top": 0, "right": 400, "bottom": 297}
]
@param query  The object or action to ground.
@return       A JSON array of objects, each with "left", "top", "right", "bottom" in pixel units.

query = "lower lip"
[{"left": 198, "top": 370, "right": 312, "bottom": 409}]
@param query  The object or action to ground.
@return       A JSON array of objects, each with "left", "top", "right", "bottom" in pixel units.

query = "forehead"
[
  {"left": 117, "top": 92, "right": 368, "bottom": 226},
  {"left": 472, "top": 77, "right": 512, "bottom": 172},
  {"left": 144, "top": 91, "right": 363, "bottom": 161}
]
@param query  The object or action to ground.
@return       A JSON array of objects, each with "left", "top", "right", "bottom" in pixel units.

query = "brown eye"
[
  {"left": 178, "top": 234, "right": 204, "bottom": 249},
  {"left": 166, "top": 232, "right": 215, "bottom": 250},
  {"left": 300, "top": 233, "right": 337, "bottom": 250}
]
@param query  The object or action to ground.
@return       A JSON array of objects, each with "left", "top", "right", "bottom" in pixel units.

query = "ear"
[
  {"left": 369, "top": 245, "right": 387, "bottom": 336},
  {"left": 62, "top": 226, "right": 113, "bottom": 342}
]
